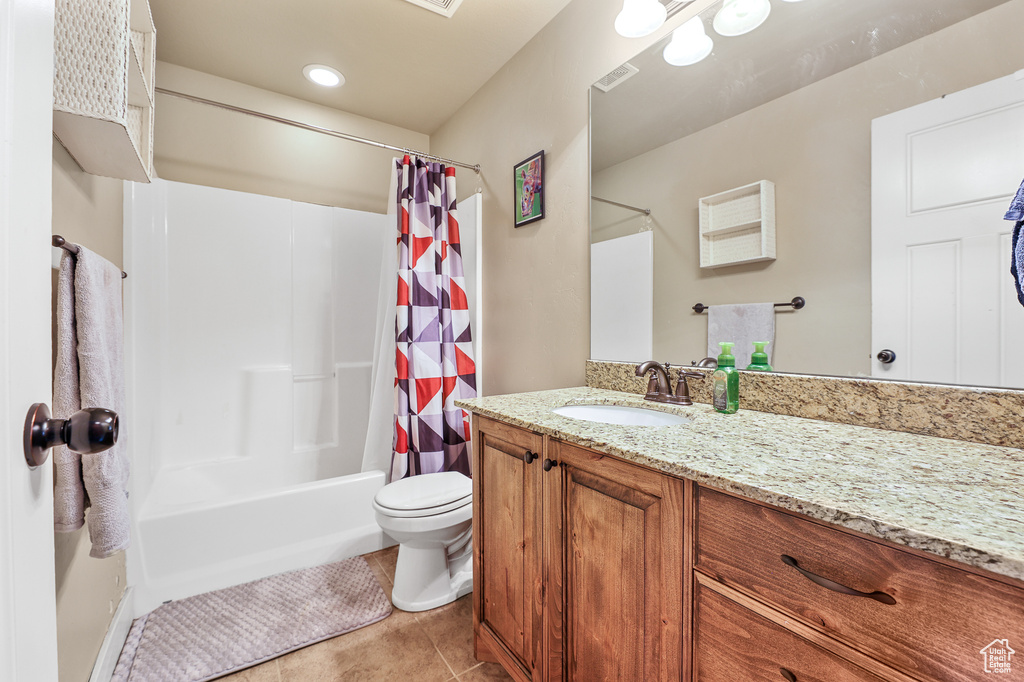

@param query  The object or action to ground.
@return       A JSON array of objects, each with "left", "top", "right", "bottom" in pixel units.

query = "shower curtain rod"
[
  {"left": 155, "top": 87, "right": 482, "bottom": 174},
  {"left": 591, "top": 196, "right": 651, "bottom": 215}
]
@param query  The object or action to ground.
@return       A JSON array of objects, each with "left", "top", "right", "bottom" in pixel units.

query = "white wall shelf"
[
  {"left": 53, "top": 0, "right": 156, "bottom": 182},
  {"left": 698, "top": 180, "right": 775, "bottom": 268}
]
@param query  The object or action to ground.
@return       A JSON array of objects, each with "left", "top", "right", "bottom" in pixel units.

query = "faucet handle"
[{"left": 672, "top": 371, "right": 705, "bottom": 406}]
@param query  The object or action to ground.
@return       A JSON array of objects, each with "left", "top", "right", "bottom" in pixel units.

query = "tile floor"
[{"left": 220, "top": 546, "right": 513, "bottom": 682}]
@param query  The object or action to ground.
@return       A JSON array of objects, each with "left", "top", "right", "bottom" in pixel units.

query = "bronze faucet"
[
  {"left": 635, "top": 361, "right": 700, "bottom": 405},
  {"left": 635, "top": 360, "right": 672, "bottom": 401}
]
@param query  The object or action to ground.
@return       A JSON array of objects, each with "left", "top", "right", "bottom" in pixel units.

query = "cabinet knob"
[
  {"left": 524, "top": 450, "right": 537, "bottom": 464},
  {"left": 876, "top": 349, "right": 896, "bottom": 364},
  {"left": 780, "top": 668, "right": 797, "bottom": 682},
  {"left": 543, "top": 458, "right": 558, "bottom": 471}
]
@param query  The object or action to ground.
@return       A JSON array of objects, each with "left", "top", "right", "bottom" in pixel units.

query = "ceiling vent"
[
  {"left": 593, "top": 62, "right": 640, "bottom": 93},
  {"left": 400, "top": 0, "right": 465, "bottom": 18}
]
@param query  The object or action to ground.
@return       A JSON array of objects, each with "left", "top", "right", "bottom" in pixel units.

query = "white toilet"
[{"left": 372, "top": 471, "right": 474, "bottom": 612}]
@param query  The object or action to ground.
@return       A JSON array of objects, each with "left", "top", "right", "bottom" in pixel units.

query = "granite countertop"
[{"left": 456, "top": 387, "right": 1024, "bottom": 582}]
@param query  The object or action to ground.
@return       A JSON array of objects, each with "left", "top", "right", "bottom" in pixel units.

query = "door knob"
[
  {"left": 876, "top": 349, "right": 897, "bottom": 364},
  {"left": 23, "top": 403, "right": 119, "bottom": 469}
]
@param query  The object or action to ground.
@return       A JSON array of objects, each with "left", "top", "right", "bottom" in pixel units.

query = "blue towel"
[{"left": 1007, "top": 178, "right": 1024, "bottom": 307}]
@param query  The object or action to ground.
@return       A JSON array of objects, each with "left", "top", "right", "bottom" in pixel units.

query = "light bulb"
[
  {"left": 614, "top": 0, "right": 668, "bottom": 38},
  {"left": 663, "top": 16, "right": 713, "bottom": 66},
  {"left": 713, "top": 0, "right": 771, "bottom": 37},
  {"left": 303, "top": 64, "right": 344, "bottom": 88}
]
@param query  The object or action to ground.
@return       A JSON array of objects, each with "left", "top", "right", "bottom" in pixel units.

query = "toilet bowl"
[{"left": 372, "top": 471, "right": 473, "bottom": 612}]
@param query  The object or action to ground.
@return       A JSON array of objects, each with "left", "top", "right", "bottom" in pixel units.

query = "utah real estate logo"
[{"left": 980, "top": 639, "right": 1015, "bottom": 674}]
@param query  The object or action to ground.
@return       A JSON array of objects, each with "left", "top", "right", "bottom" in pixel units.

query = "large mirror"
[{"left": 590, "top": 0, "right": 1024, "bottom": 388}]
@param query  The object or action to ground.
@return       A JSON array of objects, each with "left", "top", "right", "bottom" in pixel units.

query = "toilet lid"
[{"left": 374, "top": 471, "right": 472, "bottom": 512}]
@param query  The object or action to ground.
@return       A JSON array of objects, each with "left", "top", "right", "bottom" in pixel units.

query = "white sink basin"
[{"left": 552, "top": 404, "right": 691, "bottom": 426}]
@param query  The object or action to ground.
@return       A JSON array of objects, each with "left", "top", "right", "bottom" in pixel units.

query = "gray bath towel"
[
  {"left": 707, "top": 303, "right": 775, "bottom": 369},
  {"left": 54, "top": 246, "right": 131, "bottom": 558}
]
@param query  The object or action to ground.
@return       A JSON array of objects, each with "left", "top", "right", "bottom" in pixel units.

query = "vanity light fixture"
[
  {"left": 713, "top": 0, "right": 771, "bottom": 37},
  {"left": 302, "top": 64, "right": 345, "bottom": 88},
  {"left": 663, "top": 16, "right": 713, "bottom": 66},
  {"left": 614, "top": 0, "right": 668, "bottom": 38}
]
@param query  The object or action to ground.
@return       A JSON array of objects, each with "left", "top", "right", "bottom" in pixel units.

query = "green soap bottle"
[
  {"left": 746, "top": 341, "right": 773, "bottom": 372},
  {"left": 712, "top": 342, "right": 740, "bottom": 414}
]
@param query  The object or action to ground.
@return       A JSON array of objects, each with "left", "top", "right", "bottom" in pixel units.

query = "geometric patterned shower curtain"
[{"left": 392, "top": 155, "right": 477, "bottom": 480}]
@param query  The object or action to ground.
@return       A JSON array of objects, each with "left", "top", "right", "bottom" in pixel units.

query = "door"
[
  {"left": 473, "top": 417, "right": 544, "bottom": 680},
  {"left": 0, "top": 0, "right": 60, "bottom": 680},
  {"left": 555, "top": 441, "right": 685, "bottom": 682},
  {"left": 872, "top": 70, "right": 1024, "bottom": 386}
]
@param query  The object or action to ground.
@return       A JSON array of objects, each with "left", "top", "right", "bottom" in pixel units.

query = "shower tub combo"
[{"left": 126, "top": 179, "right": 392, "bottom": 615}]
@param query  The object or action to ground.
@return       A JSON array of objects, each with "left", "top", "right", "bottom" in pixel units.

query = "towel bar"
[
  {"left": 692, "top": 296, "right": 804, "bottom": 314},
  {"left": 52, "top": 235, "right": 127, "bottom": 279}
]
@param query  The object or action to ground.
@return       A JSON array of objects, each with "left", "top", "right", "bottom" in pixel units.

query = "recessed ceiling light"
[{"left": 303, "top": 64, "right": 344, "bottom": 88}]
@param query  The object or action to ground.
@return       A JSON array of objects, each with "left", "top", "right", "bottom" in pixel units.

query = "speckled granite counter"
[{"left": 456, "top": 387, "right": 1024, "bottom": 583}]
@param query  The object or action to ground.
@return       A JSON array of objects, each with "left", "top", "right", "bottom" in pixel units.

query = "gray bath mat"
[{"left": 113, "top": 557, "right": 392, "bottom": 681}]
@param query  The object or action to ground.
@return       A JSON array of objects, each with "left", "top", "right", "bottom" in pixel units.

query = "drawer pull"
[
  {"left": 780, "top": 668, "right": 797, "bottom": 682},
  {"left": 780, "top": 555, "right": 897, "bottom": 605},
  {"left": 524, "top": 450, "right": 537, "bottom": 464}
]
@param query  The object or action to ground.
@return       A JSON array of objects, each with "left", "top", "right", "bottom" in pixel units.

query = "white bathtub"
[{"left": 130, "top": 464, "right": 390, "bottom": 616}]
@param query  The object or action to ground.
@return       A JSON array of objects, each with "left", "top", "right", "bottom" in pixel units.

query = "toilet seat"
[{"left": 373, "top": 471, "right": 472, "bottom": 519}]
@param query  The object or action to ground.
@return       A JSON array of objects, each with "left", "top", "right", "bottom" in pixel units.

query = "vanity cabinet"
[
  {"left": 694, "top": 486, "right": 1024, "bottom": 682},
  {"left": 471, "top": 413, "right": 1024, "bottom": 682},
  {"left": 472, "top": 417, "right": 686, "bottom": 682}
]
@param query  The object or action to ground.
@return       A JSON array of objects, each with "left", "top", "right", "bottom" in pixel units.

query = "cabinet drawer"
[
  {"left": 695, "top": 486, "right": 1024, "bottom": 682},
  {"left": 695, "top": 581, "right": 885, "bottom": 682}
]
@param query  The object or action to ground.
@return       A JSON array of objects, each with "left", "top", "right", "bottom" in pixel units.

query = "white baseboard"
[{"left": 89, "top": 587, "right": 135, "bottom": 682}]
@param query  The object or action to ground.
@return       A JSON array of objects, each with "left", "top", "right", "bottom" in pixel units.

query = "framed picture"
[{"left": 514, "top": 150, "right": 545, "bottom": 227}]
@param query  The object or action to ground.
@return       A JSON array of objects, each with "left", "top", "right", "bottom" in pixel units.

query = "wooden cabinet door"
[
  {"left": 474, "top": 417, "right": 544, "bottom": 681},
  {"left": 553, "top": 441, "right": 687, "bottom": 682}
]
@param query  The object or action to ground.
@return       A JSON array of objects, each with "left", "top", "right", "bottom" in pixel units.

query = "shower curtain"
[{"left": 391, "top": 156, "right": 477, "bottom": 480}]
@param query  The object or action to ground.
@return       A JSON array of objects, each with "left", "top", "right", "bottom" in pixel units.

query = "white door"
[
  {"left": 0, "top": 0, "right": 59, "bottom": 680},
  {"left": 872, "top": 70, "right": 1024, "bottom": 387}
]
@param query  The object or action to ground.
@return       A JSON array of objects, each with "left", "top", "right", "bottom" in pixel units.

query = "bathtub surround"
[
  {"left": 393, "top": 157, "right": 477, "bottom": 480},
  {"left": 112, "top": 557, "right": 391, "bottom": 682},
  {"left": 124, "top": 179, "right": 395, "bottom": 614},
  {"left": 587, "top": 359, "right": 1024, "bottom": 449},
  {"left": 53, "top": 245, "right": 131, "bottom": 557}
]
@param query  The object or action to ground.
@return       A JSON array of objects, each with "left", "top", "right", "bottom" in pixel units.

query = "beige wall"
[
  {"left": 430, "top": 0, "right": 716, "bottom": 396},
  {"left": 52, "top": 140, "right": 126, "bottom": 682},
  {"left": 154, "top": 62, "right": 430, "bottom": 213},
  {"left": 593, "top": 0, "right": 1024, "bottom": 377}
]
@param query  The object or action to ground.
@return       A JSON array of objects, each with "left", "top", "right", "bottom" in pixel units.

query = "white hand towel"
[
  {"left": 707, "top": 303, "right": 775, "bottom": 369},
  {"left": 53, "top": 246, "right": 130, "bottom": 558}
]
